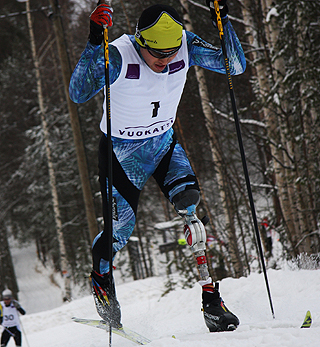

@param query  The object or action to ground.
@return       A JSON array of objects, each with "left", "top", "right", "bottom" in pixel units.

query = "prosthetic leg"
[
  {"left": 172, "top": 189, "right": 210, "bottom": 280},
  {"left": 184, "top": 213, "right": 210, "bottom": 280},
  {"left": 172, "top": 189, "right": 239, "bottom": 332}
]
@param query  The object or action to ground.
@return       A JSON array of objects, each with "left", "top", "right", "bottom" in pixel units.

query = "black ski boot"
[
  {"left": 90, "top": 270, "right": 122, "bottom": 328},
  {"left": 202, "top": 283, "right": 239, "bottom": 332}
]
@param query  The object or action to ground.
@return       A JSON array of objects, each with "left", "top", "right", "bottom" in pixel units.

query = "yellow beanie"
[{"left": 135, "top": 5, "right": 183, "bottom": 50}]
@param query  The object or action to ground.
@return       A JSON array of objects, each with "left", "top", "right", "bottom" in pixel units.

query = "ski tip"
[
  {"left": 71, "top": 316, "right": 81, "bottom": 321},
  {"left": 301, "top": 310, "right": 312, "bottom": 328}
]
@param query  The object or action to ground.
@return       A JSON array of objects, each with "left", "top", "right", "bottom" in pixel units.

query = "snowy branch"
[
  {"left": 185, "top": 0, "right": 246, "bottom": 25},
  {"left": 208, "top": 102, "right": 266, "bottom": 128},
  {"left": 295, "top": 230, "right": 320, "bottom": 249}
]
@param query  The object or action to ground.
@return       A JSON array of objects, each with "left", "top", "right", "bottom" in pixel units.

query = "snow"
[
  {"left": 266, "top": 7, "right": 279, "bottom": 23},
  {"left": 6, "top": 243, "right": 320, "bottom": 347}
]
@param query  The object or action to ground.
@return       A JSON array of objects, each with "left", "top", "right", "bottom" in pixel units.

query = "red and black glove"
[
  {"left": 90, "top": 3, "right": 113, "bottom": 27},
  {"left": 89, "top": 4, "right": 113, "bottom": 45},
  {"left": 206, "top": 0, "right": 229, "bottom": 26}
]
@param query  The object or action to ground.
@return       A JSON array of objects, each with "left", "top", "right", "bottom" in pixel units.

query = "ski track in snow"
[{"left": 6, "top": 242, "right": 320, "bottom": 347}]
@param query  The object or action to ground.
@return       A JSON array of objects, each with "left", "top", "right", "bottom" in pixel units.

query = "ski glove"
[
  {"left": 89, "top": 4, "right": 113, "bottom": 45},
  {"left": 91, "top": 4, "right": 113, "bottom": 27},
  {"left": 206, "top": 0, "right": 229, "bottom": 25},
  {"left": 13, "top": 300, "right": 21, "bottom": 309},
  {"left": 13, "top": 300, "right": 26, "bottom": 315}
]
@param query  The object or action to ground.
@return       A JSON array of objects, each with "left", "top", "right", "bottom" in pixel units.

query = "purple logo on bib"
[
  {"left": 169, "top": 60, "right": 185, "bottom": 74},
  {"left": 125, "top": 64, "right": 140, "bottom": 79}
]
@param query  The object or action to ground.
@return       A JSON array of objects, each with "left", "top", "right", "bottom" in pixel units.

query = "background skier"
[{"left": 0, "top": 289, "right": 26, "bottom": 347}]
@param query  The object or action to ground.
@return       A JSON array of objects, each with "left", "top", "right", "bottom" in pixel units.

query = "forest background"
[{"left": 0, "top": 0, "right": 319, "bottom": 300}]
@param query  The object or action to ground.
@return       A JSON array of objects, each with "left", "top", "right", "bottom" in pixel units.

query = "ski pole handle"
[
  {"left": 97, "top": 0, "right": 112, "bottom": 68},
  {"left": 213, "top": 0, "right": 224, "bottom": 39},
  {"left": 97, "top": 0, "right": 112, "bottom": 7}
]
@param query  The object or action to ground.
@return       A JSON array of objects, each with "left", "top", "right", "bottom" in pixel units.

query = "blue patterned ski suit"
[{"left": 69, "top": 24, "right": 246, "bottom": 274}]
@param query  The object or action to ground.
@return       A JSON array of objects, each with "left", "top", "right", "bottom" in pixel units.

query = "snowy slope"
[
  {"left": 10, "top": 242, "right": 65, "bottom": 314},
  {"left": 7, "top": 243, "right": 320, "bottom": 347}
]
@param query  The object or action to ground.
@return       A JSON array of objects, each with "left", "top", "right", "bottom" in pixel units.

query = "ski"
[
  {"left": 300, "top": 310, "right": 312, "bottom": 328},
  {"left": 72, "top": 317, "right": 151, "bottom": 345}
]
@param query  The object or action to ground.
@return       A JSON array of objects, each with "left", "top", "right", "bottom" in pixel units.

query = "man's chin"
[{"left": 153, "top": 64, "right": 166, "bottom": 72}]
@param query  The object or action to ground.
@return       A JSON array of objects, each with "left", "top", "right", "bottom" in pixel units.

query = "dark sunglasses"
[{"left": 146, "top": 45, "right": 180, "bottom": 59}]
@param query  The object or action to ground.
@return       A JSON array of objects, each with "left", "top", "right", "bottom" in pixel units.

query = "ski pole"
[
  {"left": 18, "top": 315, "right": 31, "bottom": 347},
  {"left": 1, "top": 325, "right": 16, "bottom": 337},
  {"left": 98, "top": 0, "right": 114, "bottom": 345},
  {"left": 210, "top": 0, "right": 275, "bottom": 319}
]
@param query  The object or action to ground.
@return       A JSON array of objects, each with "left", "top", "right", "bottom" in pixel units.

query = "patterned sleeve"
[
  {"left": 186, "top": 21, "right": 246, "bottom": 75},
  {"left": 69, "top": 42, "right": 122, "bottom": 104}
]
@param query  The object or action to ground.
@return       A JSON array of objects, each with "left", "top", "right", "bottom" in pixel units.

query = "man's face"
[
  {"left": 3, "top": 297, "right": 11, "bottom": 305},
  {"left": 140, "top": 47, "right": 179, "bottom": 73}
]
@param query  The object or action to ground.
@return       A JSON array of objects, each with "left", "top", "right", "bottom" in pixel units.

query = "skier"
[
  {"left": 69, "top": 0, "right": 246, "bottom": 332},
  {"left": 0, "top": 289, "right": 26, "bottom": 347},
  {"left": 261, "top": 217, "right": 273, "bottom": 258}
]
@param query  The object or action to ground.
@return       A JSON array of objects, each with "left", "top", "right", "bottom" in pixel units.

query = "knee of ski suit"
[{"left": 172, "top": 188, "right": 200, "bottom": 216}]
